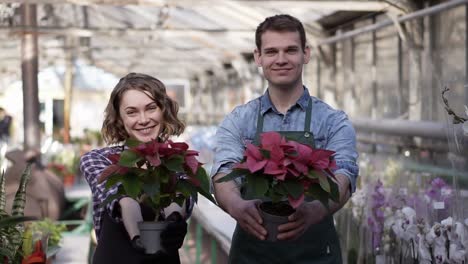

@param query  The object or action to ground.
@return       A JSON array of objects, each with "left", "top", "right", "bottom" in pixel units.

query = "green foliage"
[
  {"left": 0, "top": 162, "right": 36, "bottom": 263},
  {"left": 21, "top": 218, "right": 66, "bottom": 257}
]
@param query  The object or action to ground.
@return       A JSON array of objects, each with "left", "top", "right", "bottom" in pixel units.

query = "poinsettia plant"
[
  {"left": 98, "top": 138, "right": 216, "bottom": 220},
  {"left": 216, "top": 131, "right": 339, "bottom": 209}
]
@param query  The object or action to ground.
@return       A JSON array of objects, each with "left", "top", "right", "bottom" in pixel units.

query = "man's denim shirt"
[{"left": 211, "top": 88, "right": 359, "bottom": 193}]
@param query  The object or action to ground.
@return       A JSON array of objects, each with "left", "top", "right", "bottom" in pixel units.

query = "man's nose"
[{"left": 275, "top": 51, "right": 287, "bottom": 64}]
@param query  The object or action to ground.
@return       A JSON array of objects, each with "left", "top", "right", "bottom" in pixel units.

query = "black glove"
[
  {"left": 130, "top": 235, "right": 146, "bottom": 253},
  {"left": 160, "top": 212, "right": 188, "bottom": 253}
]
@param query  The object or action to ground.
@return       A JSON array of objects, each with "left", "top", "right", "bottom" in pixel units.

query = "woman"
[{"left": 80, "top": 73, "right": 190, "bottom": 264}]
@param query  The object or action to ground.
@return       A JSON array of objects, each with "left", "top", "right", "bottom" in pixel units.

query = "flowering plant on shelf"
[
  {"left": 216, "top": 131, "right": 339, "bottom": 211},
  {"left": 98, "top": 138, "right": 216, "bottom": 220}
]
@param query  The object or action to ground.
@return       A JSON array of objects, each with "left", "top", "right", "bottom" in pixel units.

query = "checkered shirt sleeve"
[{"left": 80, "top": 146, "right": 124, "bottom": 241}]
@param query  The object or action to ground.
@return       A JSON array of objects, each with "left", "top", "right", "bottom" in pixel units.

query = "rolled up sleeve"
[
  {"left": 326, "top": 111, "right": 359, "bottom": 193},
  {"left": 210, "top": 109, "right": 246, "bottom": 188}
]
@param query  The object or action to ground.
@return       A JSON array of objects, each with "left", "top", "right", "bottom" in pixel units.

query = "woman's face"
[{"left": 119, "top": 89, "right": 163, "bottom": 143}]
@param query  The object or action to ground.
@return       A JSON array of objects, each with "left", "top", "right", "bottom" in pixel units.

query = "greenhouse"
[{"left": 0, "top": 0, "right": 467, "bottom": 263}]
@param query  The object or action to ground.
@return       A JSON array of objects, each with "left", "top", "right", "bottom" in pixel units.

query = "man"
[
  {"left": 0, "top": 107, "right": 12, "bottom": 142},
  {"left": 211, "top": 14, "right": 359, "bottom": 263}
]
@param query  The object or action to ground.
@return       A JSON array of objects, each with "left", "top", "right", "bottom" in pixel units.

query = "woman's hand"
[{"left": 160, "top": 212, "right": 188, "bottom": 252}]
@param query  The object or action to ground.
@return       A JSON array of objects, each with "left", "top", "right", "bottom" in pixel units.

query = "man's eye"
[{"left": 287, "top": 49, "right": 298, "bottom": 54}]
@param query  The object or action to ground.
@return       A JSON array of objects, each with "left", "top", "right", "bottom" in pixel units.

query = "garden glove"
[{"left": 160, "top": 212, "right": 188, "bottom": 252}]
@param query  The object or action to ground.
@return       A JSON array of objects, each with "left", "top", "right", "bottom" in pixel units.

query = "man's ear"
[
  {"left": 254, "top": 49, "right": 262, "bottom": 67},
  {"left": 303, "top": 45, "right": 311, "bottom": 64}
]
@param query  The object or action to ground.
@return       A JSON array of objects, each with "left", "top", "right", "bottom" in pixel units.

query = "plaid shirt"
[{"left": 80, "top": 145, "right": 194, "bottom": 241}]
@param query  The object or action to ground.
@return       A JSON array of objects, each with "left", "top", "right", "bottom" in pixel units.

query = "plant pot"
[
  {"left": 258, "top": 201, "right": 295, "bottom": 242},
  {"left": 138, "top": 221, "right": 170, "bottom": 254}
]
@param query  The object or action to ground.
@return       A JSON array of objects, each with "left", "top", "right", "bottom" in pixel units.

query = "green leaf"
[
  {"left": 0, "top": 216, "right": 36, "bottom": 229},
  {"left": 119, "top": 150, "right": 141, "bottom": 167},
  {"left": 194, "top": 167, "right": 210, "bottom": 193},
  {"left": 164, "top": 155, "right": 185, "bottom": 172},
  {"left": 196, "top": 186, "right": 217, "bottom": 205},
  {"left": 306, "top": 170, "right": 319, "bottom": 179},
  {"left": 142, "top": 181, "right": 159, "bottom": 198},
  {"left": 317, "top": 171, "right": 331, "bottom": 194},
  {"left": 244, "top": 174, "right": 268, "bottom": 199},
  {"left": 282, "top": 180, "right": 304, "bottom": 199},
  {"left": 176, "top": 180, "right": 196, "bottom": 198},
  {"left": 174, "top": 196, "right": 186, "bottom": 207},
  {"left": 260, "top": 149, "right": 270, "bottom": 159},
  {"left": 125, "top": 138, "right": 142, "bottom": 147},
  {"left": 105, "top": 174, "right": 124, "bottom": 189},
  {"left": 328, "top": 177, "right": 340, "bottom": 203},
  {"left": 214, "top": 169, "right": 248, "bottom": 183},
  {"left": 121, "top": 174, "right": 141, "bottom": 198},
  {"left": 306, "top": 184, "right": 330, "bottom": 209}
]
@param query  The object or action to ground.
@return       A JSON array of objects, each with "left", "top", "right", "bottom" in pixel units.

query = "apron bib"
[{"left": 229, "top": 98, "right": 342, "bottom": 264}]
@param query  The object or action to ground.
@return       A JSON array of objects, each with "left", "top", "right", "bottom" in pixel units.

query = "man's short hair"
[{"left": 255, "top": 14, "right": 306, "bottom": 52}]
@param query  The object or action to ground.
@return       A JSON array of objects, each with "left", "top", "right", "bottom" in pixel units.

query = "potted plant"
[
  {"left": 0, "top": 163, "right": 37, "bottom": 263},
  {"left": 216, "top": 131, "right": 339, "bottom": 241},
  {"left": 98, "top": 138, "right": 216, "bottom": 253}
]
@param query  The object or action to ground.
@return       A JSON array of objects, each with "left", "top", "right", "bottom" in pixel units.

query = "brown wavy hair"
[{"left": 102, "top": 72, "right": 185, "bottom": 144}]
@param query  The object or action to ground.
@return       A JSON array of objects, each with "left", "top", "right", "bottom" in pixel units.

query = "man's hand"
[
  {"left": 213, "top": 172, "right": 267, "bottom": 240},
  {"left": 228, "top": 199, "right": 267, "bottom": 240},
  {"left": 277, "top": 201, "right": 327, "bottom": 241},
  {"left": 277, "top": 174, "right": 351, "bottom": 241}
]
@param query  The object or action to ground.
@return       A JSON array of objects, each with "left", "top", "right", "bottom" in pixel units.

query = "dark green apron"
[{"left": 229, "top": 98, "right": 342, "bottom": 264}]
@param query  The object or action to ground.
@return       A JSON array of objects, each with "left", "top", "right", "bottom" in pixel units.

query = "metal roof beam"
[{"left": 0, "top": 0, "right": 390, "bottom": 11}]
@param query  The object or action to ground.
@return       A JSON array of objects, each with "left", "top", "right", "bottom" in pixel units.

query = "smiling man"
[{"left": 212, "top": 14, "right": 359, "bottom": 263}]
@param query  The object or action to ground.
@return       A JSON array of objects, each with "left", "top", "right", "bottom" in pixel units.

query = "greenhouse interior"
[{"left": 0, "top": 0, "right": 467, "bottom": 263}]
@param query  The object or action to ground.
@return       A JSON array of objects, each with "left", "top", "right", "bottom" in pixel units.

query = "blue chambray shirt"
[{"left": 211, "top": 88, "right": 359, "bottom": 193}]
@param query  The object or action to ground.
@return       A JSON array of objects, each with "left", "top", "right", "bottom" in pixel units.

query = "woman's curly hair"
[{"left": 101, "top": 72, "right": 185, "bottom": 144}]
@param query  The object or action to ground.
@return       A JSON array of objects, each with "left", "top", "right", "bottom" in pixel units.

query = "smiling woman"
[
  {"left": 80, "top": 72, "right": 189, "bottom": 264},
  {"left": 119, "top": 90, "right": 163, "bottom": 143}
]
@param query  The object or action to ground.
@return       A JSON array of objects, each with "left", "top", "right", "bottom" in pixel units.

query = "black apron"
[
  {"left": 229, "top": 98, "right": 342, "bottom": 264},
  {"left": 92, "top": 209, "right": 181, "bottom": 264}
]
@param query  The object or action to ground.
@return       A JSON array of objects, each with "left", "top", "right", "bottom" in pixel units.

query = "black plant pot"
[{"left": 258, "top": 201, "right": 295, "bottom": 242}]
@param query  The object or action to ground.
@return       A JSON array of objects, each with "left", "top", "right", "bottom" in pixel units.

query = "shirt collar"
[{"left": 259, "top": 86, "right": 310, "bottom": 115}]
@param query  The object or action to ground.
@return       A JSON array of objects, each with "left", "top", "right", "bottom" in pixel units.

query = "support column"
[
  {"left": 63, "top": 37, "right": 75, "bottom": 144},
  {"left": 371, "top": 16, "right": 378, "bottom": 153},
  {"left": 465, "top": 4, "right": 468, "bottom": 105},
  {"left": 21, "top": 4, "right": 40, "bottom": 153}
]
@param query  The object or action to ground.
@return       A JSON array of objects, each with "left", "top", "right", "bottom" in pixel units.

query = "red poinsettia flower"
[
  {"left": 244, "top": 143, "right": 267, "bottom": 173},
  {"left": 100, "top": 137, "right": 217, "bottom": 220},
  {"left": 184, "top": 150, "right": 200, "bottom": 175},
  {"left": 308, "top": 149, "right": 336, "bottom": 170},
  {"left": 216, "top": 131, "right": 339, "bottom": 210}
]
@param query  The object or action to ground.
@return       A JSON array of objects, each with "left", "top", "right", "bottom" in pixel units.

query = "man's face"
[{"left": 254, "top": 30, "right": 310, "bottom": 90}]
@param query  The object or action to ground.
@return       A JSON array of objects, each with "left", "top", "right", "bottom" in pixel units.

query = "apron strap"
[{"left": 304, "top": 98, "right": 312, "bottom": 131}]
